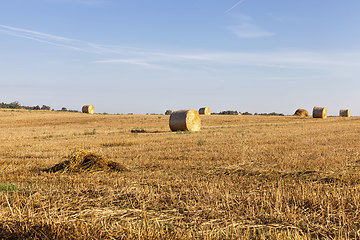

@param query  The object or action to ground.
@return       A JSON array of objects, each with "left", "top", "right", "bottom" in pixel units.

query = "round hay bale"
[
  {"left": 169, "top": 109, "right": 201, "bottom": 132},
  {"left": 339, "top": 109, "right": 350, "bottom": 117},
  {"left": 199, "top": 107, "right": 211, "bottom": 115},
  {"left": 294, "top": 109, "right": 309, "bottom": 117},
  {"left": 82, "top": 105, "right": 94, "bottom": 114},
  {"left": 313, "top": 107, "right": 327, "bottom": 119}
]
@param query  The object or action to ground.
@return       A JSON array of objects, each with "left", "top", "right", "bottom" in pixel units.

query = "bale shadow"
[{"left": 130, "top": 129, "right": 167, "bottom": 134}]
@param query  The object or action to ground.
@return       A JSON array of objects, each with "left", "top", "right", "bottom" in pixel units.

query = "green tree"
[
  {"left": 41, "top": 105, "right": 51, "bottom": 110},
  {"left": 165, "top": 110, "right": 173, "bottom": 115}
]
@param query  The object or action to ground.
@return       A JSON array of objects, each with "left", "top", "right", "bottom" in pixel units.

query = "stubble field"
[{"left": 0, "top": 109, "right": 360, "bottom": 239}]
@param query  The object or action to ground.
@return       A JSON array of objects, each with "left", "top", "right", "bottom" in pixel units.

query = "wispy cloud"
[
  {"left": 46, "top": 0, "right": 109, "bottom": 6},
  {"left": 97, "top": 50, "right": 360, "bottom": 73},
  {"left": 0, "top": 24, "right": 71, "bottom": 42},
  {"left": 225, "top": 0, "right": 246, "bottom": 13},
  {"left": 227, "top": 14, "right": 274, "bottom": 39},
  {"left": 76, "top": 0, "right": 106, "bottom": 5},
  {"left": 227, "top": 23, "right": 274, "bottom": 38},
  {"left": 1, "top": 24, "right": 359, "bottom": 73},
  {"left": 0, "top": 24, "right": 170, "bottom": 69},
  {"left": 95, "top": 58, "right": 172, "bottom": 70},
  {"left": 0, "top": 24, "right": 131, "bottom": 55}
]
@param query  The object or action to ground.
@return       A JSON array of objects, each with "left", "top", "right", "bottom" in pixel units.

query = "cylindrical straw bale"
[
  {"left": 313, "top": 107, "right": 327, "bottom": 119},
  {"left": 198, "top": 107, "right": 211, "bottom": 115},
  {"left": 82, "top": 105, "right": 95, "bottom": 114},
  {"left": 339, "top": 109, "right": 350, "bottom": 117},
  {"left": 169, "top": 109, "right": 201, "bottom": 132},
  {"left": 294, "top": 109, "right": 309, "bottom": 117}
]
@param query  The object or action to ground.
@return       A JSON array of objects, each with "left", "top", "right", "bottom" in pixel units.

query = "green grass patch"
[
  {"left": 0, "top": 183, "right": 18, "bottom": 192},
  {"left": 84, "top": 129, "right": 96, "bottom": 135}
]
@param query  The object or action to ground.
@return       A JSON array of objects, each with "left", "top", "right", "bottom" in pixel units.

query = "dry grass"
[{"left": 0, "top": 109, "right": 360, "bottom": 239}]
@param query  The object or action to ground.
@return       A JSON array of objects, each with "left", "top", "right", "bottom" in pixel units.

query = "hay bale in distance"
[
  {"left": 199, "top": 107, "right": 211, "bottom": 115},
  {"left": 45, "top": 149, "right": 126, "bottom": 173},
  {"left": 339, "top": 109, "right": 350, "bottom": 117},
  {"left": 313, "top": 107, "right": 327, "bottom": 119},
  {"left": 294, "top": 109, "right": 309, "bottom": 117},
  {"left": 82, "top": 104, "right": 94, "bottom": 114},
  {"left": 169, "top": 109, "right": 201, "bottom": 132}
]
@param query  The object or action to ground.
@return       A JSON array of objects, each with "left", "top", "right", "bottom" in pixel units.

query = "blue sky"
[{"left": 1, "top": 0, "right": 360, "bottom": 115}]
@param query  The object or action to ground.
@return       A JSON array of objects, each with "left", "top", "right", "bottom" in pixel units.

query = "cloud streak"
[
  {"left": 97, "top": 50, "right": 360, "bottom": 74},
  {"left": 45, "top": 0, "right": 109, "bottom": 6},
  {"left": 95, "top": 58, "right": 172, "bottom": 70},
  {"left": 0, "top": 24, "right": 117, "bottom": 55},
  {"left": 0, "top": 24, "right": 71, "bottom": 41},
  {"left": 225, "top": 0, "right": 246, "bottom": 13},
  {"left": 226, "top": 14, "right": 274, "bottom": 39},
  {"left": 227, "top": 23, "right": 274, "bottom": 38},
  {"left": 1, "top": 24, "right": 359, "bottom": 73}
]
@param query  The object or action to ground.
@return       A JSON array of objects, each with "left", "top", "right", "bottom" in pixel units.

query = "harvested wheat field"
[{"left": 1, "top": 109, "right": 360, "bottom": 239}]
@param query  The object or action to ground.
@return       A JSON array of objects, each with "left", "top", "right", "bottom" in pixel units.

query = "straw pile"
[
  {"left": 45, "top": 149, "right": 126, "bottom": 173},
  {"left": 294, "top": 109, "right": 309, "bottom": 117},
  {"left": 313, "top": 107, "right": 327, "bottom": 119},
  {"left": 198, "top": 107, "right": 211, "bottom": 115},
  {"left": 339, "top": 109, "right": 350, "bottom": 117},
  {"left": 169, "top": 109, "right": 201, "bottom": 132},
  {"left": 82, "top": 105, "right": 94, "bottom": 114}
]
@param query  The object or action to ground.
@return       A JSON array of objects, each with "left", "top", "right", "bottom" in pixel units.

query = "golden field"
[{"left": 0, "top": 109, "right": 360, "bottom": 239}]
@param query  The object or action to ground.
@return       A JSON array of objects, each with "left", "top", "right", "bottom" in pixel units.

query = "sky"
[{"left": 1, "top": 0, "right": 360, "bottom": 115}]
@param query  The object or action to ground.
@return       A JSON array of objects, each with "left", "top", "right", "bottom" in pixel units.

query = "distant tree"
[
  {"left": 61, "top": 107, "right": 67, "bottom": 111},
  {"left": 0, "top": 101, "right": 53, "bottom": 111},
  {"left": 8, "top": 101, "right": 21, "bottom": 109},
  {"left": 218, "top": 110, "right": 238, "bottom": 115},
  {"left": 41, "top": 105, "right": 51, "bottom": 110},
  {"left": 165, "top": 110, "right": 173, "bottom": 115},
  {"left": 256, "top": 112, "right": 284, "bottom": 116},
  {"left": 242, "top": 112, "right": 252, "bottom": 115}
]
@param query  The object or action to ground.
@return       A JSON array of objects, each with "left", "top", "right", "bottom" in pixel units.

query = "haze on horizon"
[{"left": 1, "top": 0, "right": 360, "bottom": 115}]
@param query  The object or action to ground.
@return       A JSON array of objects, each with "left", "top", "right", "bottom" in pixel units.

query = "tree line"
[
  {"left": 0, "top": 101, "right": 51, "bottom": 110},
  {"left": 0, "top": 101, "right": 79, "bottom": 112},
  {"left": 165, "top": 110, "right": 284, "bottom": 116}
]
